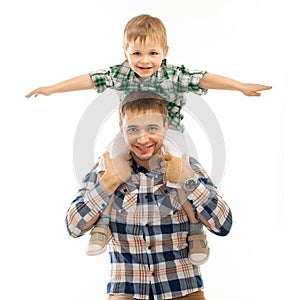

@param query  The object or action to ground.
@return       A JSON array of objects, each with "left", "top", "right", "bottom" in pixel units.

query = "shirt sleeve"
[
  {"left": 173, "top": 65, "right": 208, "bottom": 96},
  {"left": 187, "top": 157, "right": 233, "bottom": 236},
  {"left": 89, "top": 68, "right": 114, "bottom": 93},
  {"left": 65, "top": 158, "right": 111, "bottom": 238}
]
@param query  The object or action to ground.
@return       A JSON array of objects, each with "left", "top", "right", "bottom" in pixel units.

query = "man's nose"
[{"left": 136, "top": 132, "right": 150, "bottom": 143}]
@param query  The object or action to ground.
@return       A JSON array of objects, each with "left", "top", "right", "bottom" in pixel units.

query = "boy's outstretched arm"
[
  {"left": 199, "top": 73, "right": 272, "bottom": 96},
  {"left": 25, "top": 74, "right": 94, "bottom": 98}
]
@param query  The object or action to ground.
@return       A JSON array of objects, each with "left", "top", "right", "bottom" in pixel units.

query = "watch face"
[{"left": 184, "top": 179, "right": 197, "bottom": 191}]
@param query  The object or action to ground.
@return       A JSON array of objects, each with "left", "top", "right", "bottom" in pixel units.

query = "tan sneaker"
[
  {"left": 188, "top": 231, "right": 210, "bottom": 265},
  {"left": 86, "top": 226, "right": 112, "bottom": 256}
]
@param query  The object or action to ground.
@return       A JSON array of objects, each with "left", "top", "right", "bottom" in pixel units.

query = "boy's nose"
[{"left": 140, "top": 55, "right": 150, "bottom": 63}]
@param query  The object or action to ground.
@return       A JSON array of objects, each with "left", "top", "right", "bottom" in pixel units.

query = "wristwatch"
[{"left": 183, "top": 174, "right": 198, "bottom": 192}]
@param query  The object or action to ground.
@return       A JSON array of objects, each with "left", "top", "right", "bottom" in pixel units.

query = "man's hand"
[
  {"left": 161, "top": 154, "right": 194, "bottom": 187},
  {"left": 239, "top": 83, "right": 272, "bottom": 96},
  {"left": 100, "top": 152, "right": 131, "bottom": 194}
]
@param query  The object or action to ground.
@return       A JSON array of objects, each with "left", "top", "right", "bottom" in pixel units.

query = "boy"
[{"left": 26, "top": 14, "right": 271, "bottom": 264}]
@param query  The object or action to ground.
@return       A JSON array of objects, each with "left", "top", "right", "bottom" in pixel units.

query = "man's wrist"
[{"left": 182, "top": 173, "right": 199, "bottom": 192}]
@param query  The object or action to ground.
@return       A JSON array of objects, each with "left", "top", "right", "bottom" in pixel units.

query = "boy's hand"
[
  {"left": 100, "top": 152, "right": 131, "bottom": 194},
  {"left": 239, "top": 83, "right": 272, "bottom": 96},
  {"left": 160, "top": 154, "right": 194, "bottom": 187},
  {"left": 25, "top": 87, "right": 52, "bottom": 98}
]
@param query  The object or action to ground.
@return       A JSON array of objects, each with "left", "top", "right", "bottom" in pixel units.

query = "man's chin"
[{"left": 132, "top": 152, "right": 152, "bottom": 162}]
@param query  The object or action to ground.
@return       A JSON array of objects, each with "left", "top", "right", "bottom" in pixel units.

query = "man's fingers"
[
  {"left": 160, "top": 166, "right": 166, "bottom": 174},
  {"left": 161, "top": 153, "right": 173, "bottom": 161},
  {"left": 102, "top": 151, "right": 110, "bottom": 159},
  {"left": 160, "top": 160, "right": 167, "bottom": 167}
]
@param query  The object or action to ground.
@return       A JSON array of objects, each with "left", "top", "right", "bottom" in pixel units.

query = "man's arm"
[
  {"left": 162, "top": 154, "right": 232, "bottom": 236},
  {"left": 66, "top": 152, "right": 131, "bottom": 238},
  {"left": 199, "top": 73, "right": 272, "bottom": 96},
  {"left": 25, "top": 74, "right": 94, "bottom": 98}
]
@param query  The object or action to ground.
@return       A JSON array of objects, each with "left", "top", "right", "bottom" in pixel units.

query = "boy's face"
[
  {"left": 124, "top": 37, "right": 168, "bottom": 78},
  {"left": 120, "top": 108, "right": 168, "bottom": 169}
]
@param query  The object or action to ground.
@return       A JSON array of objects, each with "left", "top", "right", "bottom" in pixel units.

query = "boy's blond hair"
[{"left": 123, "top": 14, "right": 168, "bottom": 51}]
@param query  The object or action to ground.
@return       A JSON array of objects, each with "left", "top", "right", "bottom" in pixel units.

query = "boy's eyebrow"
[{"left": 130, "top": 48, "right": 160, "bottom": 52}]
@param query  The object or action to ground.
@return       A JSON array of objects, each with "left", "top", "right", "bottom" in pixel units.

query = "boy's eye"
[
  {"left": 150, "top": 52, "right": 159, "bottom": 55},
  {"left": 132, "top": 52, "right": 141, "bottom": 56}
]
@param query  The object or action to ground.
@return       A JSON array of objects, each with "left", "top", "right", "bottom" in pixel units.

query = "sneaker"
[
  {"left": 86, "top": 226, "right": 112, "bottom": 256},
  {"left": 188, "top": 231, "right": 210, "bottom": 265}
]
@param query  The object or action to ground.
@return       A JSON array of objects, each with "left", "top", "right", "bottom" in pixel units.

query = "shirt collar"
[{"left": 130, "top": 156, "right": 165, "bottom": 184}]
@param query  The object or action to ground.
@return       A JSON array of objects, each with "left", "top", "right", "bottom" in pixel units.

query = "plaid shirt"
[
  {"left": 89, "top": 60, "right": 207, "bottom": 132},
  {"left": 66, "top": 156, "right": 232, "bottom": 300}
]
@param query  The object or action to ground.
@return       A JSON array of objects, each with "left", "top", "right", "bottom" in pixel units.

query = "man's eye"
[
  {"left": 148, "top": 127, "right": 159, "bottom": 132},
  {"left": 127, "top": 128, "right": 138, "bottom": 134}
]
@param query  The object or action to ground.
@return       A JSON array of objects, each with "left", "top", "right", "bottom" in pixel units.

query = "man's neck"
[{"left": 130, "top": 153, "right": 161, "bottom": 172}]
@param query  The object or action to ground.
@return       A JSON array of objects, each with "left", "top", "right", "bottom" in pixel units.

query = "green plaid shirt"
[{"left": 90, "top": 59, "right": 207, "bottom": 132}]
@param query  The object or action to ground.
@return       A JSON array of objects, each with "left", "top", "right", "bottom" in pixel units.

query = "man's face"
[
  {"left": 120, "top": 109, "right": 168, "bottom": 168},
  {"left": 124, "top": 37, "right": 168, "bottom": 78}
]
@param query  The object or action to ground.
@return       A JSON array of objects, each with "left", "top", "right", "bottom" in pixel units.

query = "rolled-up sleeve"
[
  {"left": 66, "top": 162, "right": 111, "bottom": 238},
  {"left": 89, "top": 69, "right": 114, "bottom": 93},
  {"left": 187, "top": 157, "right": 232, "bottom": 236},
  {"left": 173, "top": 65, "right": 208, "bottom": 95}
]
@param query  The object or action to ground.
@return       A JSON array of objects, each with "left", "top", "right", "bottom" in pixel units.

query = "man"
[{"left": 66, "top": 91, "right": 232, "bottom": 300}]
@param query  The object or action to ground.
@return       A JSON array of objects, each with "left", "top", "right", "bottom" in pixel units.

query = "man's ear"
[
  {"left": 119, "top": 120, "right": 123, "bottom": 133},
  {"left": 164, "top": 118, "right": 168, "bottom": 134}
]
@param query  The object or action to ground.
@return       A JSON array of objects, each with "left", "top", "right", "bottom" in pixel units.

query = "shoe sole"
[{"left": 86, "top": 245, "right": 107, "bottom": 256}]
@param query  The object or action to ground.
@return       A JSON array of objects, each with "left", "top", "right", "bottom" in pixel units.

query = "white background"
[{"left": 0, "top": 0, "right": 298, "bottom": 299}]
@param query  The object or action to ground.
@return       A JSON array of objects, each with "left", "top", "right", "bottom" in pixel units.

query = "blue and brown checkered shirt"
[
  {"left": 66, "top": 156, "right": 232, "bottom": 300},
  {"left": 89, "top": 59, "right": 207, "bottom": 132}
]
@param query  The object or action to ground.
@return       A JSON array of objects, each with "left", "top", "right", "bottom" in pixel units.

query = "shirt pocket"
[
  {"left": 154, "top": 186, "right": 182, "bottom": 217},
  {"left": 113, "top": 186, "right": 138, "bottom": 215}
]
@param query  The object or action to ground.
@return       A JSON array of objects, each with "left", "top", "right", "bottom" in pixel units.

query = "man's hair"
[
  {"left": 119, "top": 91, "right": 168, "bottom": 122},
  {"left": 123, "top": 14, "right": 168, "bottom": 51}
]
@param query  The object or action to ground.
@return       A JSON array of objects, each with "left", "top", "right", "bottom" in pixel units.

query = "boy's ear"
[
  {"left": 163, "top": 46, "right": 169, "bottom": 59},
  {"left": 124, "top": 49, "right": 128, "bottom": 60}
]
